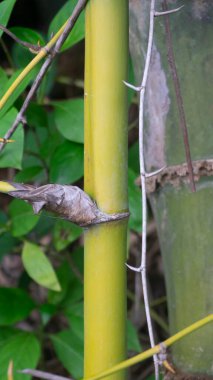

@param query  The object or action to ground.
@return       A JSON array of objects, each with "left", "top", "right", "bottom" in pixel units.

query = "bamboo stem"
[{"left": 84, "top": 1, "right": 128, "bottom": 379}]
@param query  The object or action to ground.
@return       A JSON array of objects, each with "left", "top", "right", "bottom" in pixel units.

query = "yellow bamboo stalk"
[{"left": 84, "top": 1, "right": 128, "bottom": 380}]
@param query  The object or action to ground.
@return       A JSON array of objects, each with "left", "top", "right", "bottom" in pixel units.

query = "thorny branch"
[
  {"left": 126, "top": 0, "right": 160, "bottom": 378},
  {"left": 0, "top": 0, "right": 88, "bottom": 153},
  {"left": 162, "top": 0, "right": 196, "bottom": 192},
  {"left": 125, "top": 1, "right": 187, "bottom": 379}
]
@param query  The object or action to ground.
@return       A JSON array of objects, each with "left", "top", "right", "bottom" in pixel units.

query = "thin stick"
[
  {"left": 0, "top": 24, "right": 42, "bottom": 53},
  {"left": 162, "top": 0, "right": 195, "bottom": 192},
  {"left": 0, "top": 0, "right": 87, "bottom": 153},
  {"left": 138, "top": 1, "right": 159, "bottom": 378},
  {"left": 18, "top": 369, "right": 71, "bottom": 380}
]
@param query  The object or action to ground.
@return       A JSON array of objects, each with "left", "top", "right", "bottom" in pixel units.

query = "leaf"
[
  {"left": 48, "top": 0, "right": 85, "bottom": 52},
  {"left": 26, "top": 103, "right": 48, "bottom": 129},
  {"left": 0, "top": 287, "right": 34, "bottom": 325},
  {"left": 0, "top": 108, "right": 24, "bottom": 169},
  {"left": 48, "top": 260, "right": 83, "bottom": 306},
  {"left": 51, "top": 329, "right": 83, "bottom": 379},
  {"left": 15, "top": 166, "right": 44, "bottom": 182},
  {"left": 10, "top": 27, "right": 45, "bottom": 68},
  {"left": 22, "top": 241, "right": 61, "bottom": 291},
  {"left": 0, "top": 0, "right": 16, "bottom": 38},
  {"left": 128, "top": 168, "right": 142, "bottom": 232},
  {"left": 53, "top": 219, "right": 82, "bottom": 251},
  {"left": 9, "top": 199, "right": 39, "bottom": 237},
  {"left": 66, "top": 303, "right": 84, "bottom": 341},
  {"left": 0, "top": 331, "right": 41, "bottom": 380},
  {"left": 52, "top": 99, "right": 84, "bottom": 143},
  {"left": 0, "top": 68, "right": 8, "bottom": 98},
  {"left": 50, "top": 141, "right": 84, "bottom": 184},
  {"left": 127, "top": 319, "right": 142, "bottom": 353},
  {"left": 129, "top": 141, "right": 140, "bottom": 174},
  {"left": 0, "top": 66, "right": 40, "bottom": 119}
]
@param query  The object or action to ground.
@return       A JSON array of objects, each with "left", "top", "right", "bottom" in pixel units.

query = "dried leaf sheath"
[{"left": 0, "top": 181, "right": 129, "bottom": 227}]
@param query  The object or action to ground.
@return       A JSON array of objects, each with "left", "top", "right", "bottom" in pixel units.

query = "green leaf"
[
  {"left": 0, "top": 332, "right": 41, "bottom": 380},
  {"left": 50, "top": 140, "right": 84, "bottom": 184},
  {"left": 0, "top": 68, "right": 8, "bottom": 98},
  {"left": 48, "top": 0, "right": 85, "bottom": 52},
  {"left": 127, "top": 319, "right": 142, "bottom": 353},
  {"left": 129, "top": 141, "right": 140, "bottom": 174},
  {"left": 22, "top": 241, "right": 61, "bottom": 291},
  {"left": 9, "top": 199, "right": 39, "bottom": 237},
  {"left": 51, "top": 329, "right": 83, "bottom": 379},
  {"left": 66, "top": 302, "right": 84, "bottom": 341},
  {"left": 15, "top": 166, "right": 44, "bottom": 182},
  {"left": 0, "top": 287, "right": 34, "bottom": 326},
  {"left": 0, "top": 232, "right": 18, "bottom": 261},
  {"left": 10, "top": 27, "right": 45, "bottom": 68},
  {"left": 0, "top": 66, "right": 40, "bottom": 119},
  {"left": 0, "top": 0, "right": 16, "bottom": 38},
  {"left": 26, "top": 103, "right": 48, "bottom": 129},
  {"left": 48, "top": 259, "right": 83, "bottom": 306},
  {"left": 0, "top": 108, "right": 24, "bottom": 169},
  {"left": 53, "top": 219, "right": 82, "bottom": 251},
  {"left": 52, "top": 99, "right": 84, "bottom": 143},
  {"left": 128, "top": 168, "right": 142, "bottom": 232}
]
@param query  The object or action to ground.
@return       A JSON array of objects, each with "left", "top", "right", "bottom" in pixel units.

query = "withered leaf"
[{"left": 7, "top": 182, "right": 129, "bottom": 227}]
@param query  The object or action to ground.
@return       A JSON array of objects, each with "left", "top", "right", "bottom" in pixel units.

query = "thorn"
[
  {"left": 163, "top": 360, "right": 176, "bottom": 374},
  {"left": 145, "top": 166, "right": 167, "bottom": 178},
  {"left": 126, "top": 263, "right": 145, "bottom": 273},
  {"left": 123, "top": 80, "right": 144, "bottom": 92},
  {"left": 154, "top": 5, "right": 184, "bottom": 17}
]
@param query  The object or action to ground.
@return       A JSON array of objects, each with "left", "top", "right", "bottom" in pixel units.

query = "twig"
[
  {"left": 162, "top": 0, "right": 196, "bottom": 192},
  {"left": 0, "top": 0, "right": 87, "bottom": 152},
  {"left": 18, "top": 369, "right": 71, "bottom": 380},
  {"left": 0, "top": 24, "right": 42, "bottom": 53}
]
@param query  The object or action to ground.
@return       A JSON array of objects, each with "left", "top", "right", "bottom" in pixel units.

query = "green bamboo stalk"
[{"left": 84, "top": 1, "right": 128, "bottom": 379}]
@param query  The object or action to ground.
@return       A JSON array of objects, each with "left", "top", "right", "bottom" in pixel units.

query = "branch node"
[{"left": 123, "top": 80, "right": 144, "bottom": 92}]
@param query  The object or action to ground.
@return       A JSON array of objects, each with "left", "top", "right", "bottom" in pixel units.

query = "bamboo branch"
[{"left": 162, "top": 0, "right": 195, "bottom": 192}]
